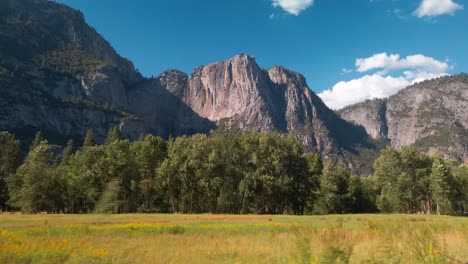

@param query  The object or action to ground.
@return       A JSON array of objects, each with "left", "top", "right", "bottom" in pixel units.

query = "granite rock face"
[
  {"left": 0, "top": 0, "right": 143, "bottom": 142},
  {"left": 161, "top": 54, "right": 372, "bottom": 158},
  {"left": 0, "top": 0, "right": 377, "bottom": 172},
  {"left": 0, "top": 0, "right": 215, "bottom": 143},
  {"left": 340, "top": 99, "right": 388, "bottom": 140},
  {"left": 340, "top": 74, "right": 468, "bottom": 162}
]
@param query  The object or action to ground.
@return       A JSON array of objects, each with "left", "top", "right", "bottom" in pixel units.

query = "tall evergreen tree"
[
  {"left": 61, "top": 139, "right": 75, "bottom": 165},
  {"left": 105, "top": 126, "right": 121, "bottom": 145},
  {"left": 429, "top": 156, "right": 454, "bottom": 214},
  {"left": 303, "top": 152, "right": 323, "bottom": 213},
  {"left": 83, "top": 129, "right": 96, "bottom": 147},
  {"left": 452, "top": 164, "right": 468, "bottom": 214},
  {"left": 30, "top": 131, "right": 43, "bottom": 150},
  {"left": 0, "top": 132, "right": 21, "bottom": 211}
]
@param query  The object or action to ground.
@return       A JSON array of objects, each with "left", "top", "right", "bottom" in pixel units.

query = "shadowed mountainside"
[{"left": 0, "top": 0, "right": 393, "bottom": 173}]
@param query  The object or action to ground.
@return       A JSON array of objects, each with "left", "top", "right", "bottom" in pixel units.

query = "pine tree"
[
  {"left": 61, "top": 139, "right": 75, "bottom": 165},
  {"left": 105, "top": 126, "right": 121, "bottom": 145},
  {"left": 30, "top": 131, "right": 43, "bottom": 150},
  {"left": 429, "top": 156, "right": 454, "bottom": 214},
  {"left": 452, "top": 164, "right": 468, "bottom": 214},
  {"left": 83, "top": 129, "right": 96, "bottom": 147},
  {"left": 0, "top": 132, "right": 21, "bottom": 211}
]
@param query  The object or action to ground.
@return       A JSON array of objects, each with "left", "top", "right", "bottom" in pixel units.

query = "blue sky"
[{"left": 57, "top": 0, "right": 467, "bottom": 109}]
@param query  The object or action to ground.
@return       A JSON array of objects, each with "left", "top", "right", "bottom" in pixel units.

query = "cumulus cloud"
[
  {"left": 272, "top": 0, "right": 314, "bottom": 15},
  {"left": 414, "top": 0, "right": 463, "bottom": 17},
  {"left": 318, "top": 53, "right": 450, "bottom": 110},
  {"left": 356, "top": 53, "right": 450, "bottom": 73},
  {"left": 319, "top": 75, "right": 410, "bottom": 110}
]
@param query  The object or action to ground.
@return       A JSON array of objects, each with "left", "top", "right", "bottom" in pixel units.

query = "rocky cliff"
[
  {"left": 162, "top": 54, "right": 372, "bottom": 159},
  {"left": 340, "top": 74, "right": 468, "bottom": 162},
  {"left": 0, "top": 0, "right": 378, "bottom": 172},
  {"left": 0, "top": 0, "right": 134, "bottom": 141},
  {"left": 0, "top": 0, "right": 213, "bottom": 143}
]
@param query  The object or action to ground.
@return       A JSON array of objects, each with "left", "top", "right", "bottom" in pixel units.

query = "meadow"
[{"left": 0, "top": 214, "right": 466, "bottom": 264}]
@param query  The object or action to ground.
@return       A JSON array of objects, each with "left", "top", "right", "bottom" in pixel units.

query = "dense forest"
[{"left": 0, "top": 129, "right": 466, "bottom": 215}]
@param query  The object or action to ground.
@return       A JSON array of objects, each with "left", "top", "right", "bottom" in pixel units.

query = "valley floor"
[{"left": 0, "top": 214, "right": 467, "bottom": 263}]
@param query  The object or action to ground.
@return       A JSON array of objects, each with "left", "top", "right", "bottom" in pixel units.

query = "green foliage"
[
  {"left": 60, "top": 139, "right": 75, "bottom": 165},
  {"left": 429, "top": 156, "right": 455, "bottom": 214},
  {"left": 36, "top": 45, "right": 106, "bottom": 75},
  {"left": 93, "top": 179, "right": 120, "bottom": 214},
  {"left": 131, "top": 135, "right": 167, "bottom": 212},
  {"left": 0, "top": 132, "right": 21, "bottom": 211},
  {"left": 59, "top": 145, "right": 107, "bottom": 213},
  {"left": 63, "top": 97, "right": 140, "bottom": 123},
  {"left": 373, "top": 146, "right": 463, "bottom": 214},
  {"left": 452, "top": 164, "right": 468, "bottom": 213},
  {"left": 373, "top": 147, "right": 402, "bottom": 212},
  {"left": 105, "top": 126, "right": 121, "bottom": 145},
  {"left": 316, "top": 160, "right": 350, "bottom": 214},
  {"left": 82, "top": 129, "right": 96, "bottom": 147},
  {"left": 1, "top": 129, "right": 466, "bottom": 215},
  {"left": 29, "top": 131, "right": 43, "bottom": 151},
  {"left": 414, "top": 125, "right": 463, "bottom": 149},
  {"left": 347, "top": 176, "right": 377, "bottom": 213},
  {"left": 8, "top": 141, "right": 64, "bottom": 213},
  {"left": 62, "top": 131, "right": 317, "bottom": 214}
]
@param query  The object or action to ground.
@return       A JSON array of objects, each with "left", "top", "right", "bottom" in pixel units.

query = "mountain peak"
[
  {"left": 0, "top": 1, "right": 376, "bottom": 173},
  {"left": 226, "top": 54, "right": 258, "bottom": 69},
  {"left": 230, "top": 53, "right": 255, "bottom": 61}
]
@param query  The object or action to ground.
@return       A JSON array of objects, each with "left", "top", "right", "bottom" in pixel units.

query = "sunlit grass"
[{"left": 0, "top": 214, "right": 466, "bottom": 263}]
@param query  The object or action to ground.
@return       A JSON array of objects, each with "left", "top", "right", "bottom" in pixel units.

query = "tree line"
[{"left": 0, "top": 129, "right": 466, "bottom": 215}]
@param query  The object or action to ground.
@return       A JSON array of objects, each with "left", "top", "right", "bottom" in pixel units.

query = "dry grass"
[{"left": 0, "top": 214, "right": 466, "bottom": 263}]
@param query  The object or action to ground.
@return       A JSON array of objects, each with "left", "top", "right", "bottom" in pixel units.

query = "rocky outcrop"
[
  {"left": 0, "top": 0, "right": 377, "bottom": 172},
  {"left": 0, "top": 0, "right": 141, "bottom": 82},
  {"left": 125, "top": 72, "right": 215, "bottom": 139},
  {"left": 340, "top": 74, "right": 468, "bottom": 162},
  {"left": 161, "top": 54, "right": 372, "bottom": 158},
  {"left": 339, "top": 99, "right": 388, "bottom": 140},
  {"left": 0, "top": 0, "right": 208, "bottom": 143}
]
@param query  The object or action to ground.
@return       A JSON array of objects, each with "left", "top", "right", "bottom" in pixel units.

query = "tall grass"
[{"left": 0, "top": 214, "right": 466, "bottom": 263}]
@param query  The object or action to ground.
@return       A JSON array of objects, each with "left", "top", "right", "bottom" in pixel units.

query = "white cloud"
[
  {"left": 318, "top": 53, "right": 450, "bottom": 110},
  {"left": 319, "top": 75, "right": 411, "bottom": 110},
  {"left": 341, "top": 68, "right": 353, "bottom": 75},
  {"left": 272, "top": 0, "right": 314, "bottom": 15},
  {"left": 414, "top": 0, "right": 463, "bottom": 17},
  {"left": 403, "top": 71, "right": 449, "bottom": 84},
  {"left": 356, "top": 53, "right": 449, "bottom": 73}
]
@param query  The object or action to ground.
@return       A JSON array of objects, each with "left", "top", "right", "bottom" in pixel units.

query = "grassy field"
[{"left": 0, "top": 214, "right": 466, "bottom": 263}]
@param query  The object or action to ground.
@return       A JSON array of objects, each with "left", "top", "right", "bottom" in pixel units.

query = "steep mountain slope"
[
  {"left": 0, "top": 0, "right": 212, "bottom": 143},
  {"left": 0, "top": 0, "right": 377, "bottom": 172},
  {"left": 162, "top": 54, "right": 373, "bottom": 160},
  {"left": 340, "top": 74, "right": 468, "bottom": 162}
]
